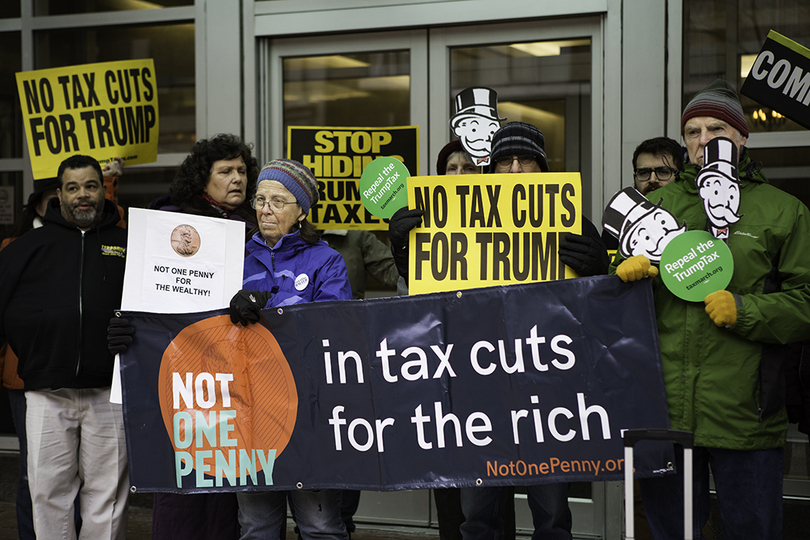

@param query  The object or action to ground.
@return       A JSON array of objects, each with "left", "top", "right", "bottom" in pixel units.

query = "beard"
[{"left": 63, "top": 198, "right": 102, "bottom": 228}]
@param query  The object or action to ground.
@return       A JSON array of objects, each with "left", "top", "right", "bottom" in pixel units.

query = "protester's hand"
[
  {"left": 388, "top": 207, "right": 424, "bottom": 280},
  {"left": 108, "top": 316, "right": 134, "bottom": 355},
  {"left": 704, "top": 290, "right": 737, "bottom": 328},
  {"left": 102, "top": 157, "right": 125, "bottom": 177},
  {"left": 616, "top": 255, "right": 658, "bottom": 282},
  {"left": 559, "top": 233, "right": 610, "bottom": 276},
  {"left": 229, "top": 289, "right": 273, "bottom": 325}
]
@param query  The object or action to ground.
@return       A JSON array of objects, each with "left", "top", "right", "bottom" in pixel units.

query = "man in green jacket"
[{"left": 613, "top": 79, "right": 810, "bottom": 539}]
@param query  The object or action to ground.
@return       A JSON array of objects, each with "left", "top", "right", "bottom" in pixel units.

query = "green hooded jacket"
[{"left": 611, "top": 149, "right": 810, "bottom": 449}]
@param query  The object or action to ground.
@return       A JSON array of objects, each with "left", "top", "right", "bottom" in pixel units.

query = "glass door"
[
  {"left": 259, "top": 17, "right": 612, "bottom": 538},
  {"left": 429, "top": 17, "right": 605, "bottom": 224},
  {"left": 261, "top": 30, "right": 428, "bottom": 175},
  {"left": 431, "top": 20, "right": 607, "bottom": 536}
]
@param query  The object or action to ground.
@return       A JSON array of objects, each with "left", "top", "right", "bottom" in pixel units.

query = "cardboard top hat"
[
  {"left": 602, "top": 187, "right": 660, "bottom": 241},
  {"left": 696, "top": 137, "right": 739, "bottom": 187},
  {"left": 452, "top": 87, "right": 506, "bottom": 123}
]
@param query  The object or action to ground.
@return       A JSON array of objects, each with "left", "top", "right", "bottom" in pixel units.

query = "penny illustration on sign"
[{"left": 171, "top": 224, "right": 201, "bottom": 257}]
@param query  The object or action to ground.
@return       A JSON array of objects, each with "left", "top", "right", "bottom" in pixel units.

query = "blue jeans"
[
  {"left": 460, "top": 484, "right": 571, "bottom": 540},
  {"left": 237, "top": 490, "right": 347, "bottom": 540},
  {"left": 639, "top": 446, "right": 783, "bottom": 540}
]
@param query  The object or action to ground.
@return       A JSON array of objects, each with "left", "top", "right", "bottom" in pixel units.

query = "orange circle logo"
[{"left": 158, "top": 315, "right": 298, "bottom": 479}]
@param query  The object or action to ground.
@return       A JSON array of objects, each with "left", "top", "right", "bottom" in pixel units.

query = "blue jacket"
[{"left": 244, "top": 230, "right": 352, "bottom": 306}]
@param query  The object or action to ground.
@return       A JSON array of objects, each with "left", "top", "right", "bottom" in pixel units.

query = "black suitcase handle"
[
  {"left": 623, "top": 428, "right": 693, "bottom": 449},
  {"left": 623, "top": 428, "right": 694, "bottom": 540}
]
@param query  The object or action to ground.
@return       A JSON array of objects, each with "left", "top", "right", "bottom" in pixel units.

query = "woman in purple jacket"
[{"left": 229, "top": 159, "right": 351, "bottom": 540}]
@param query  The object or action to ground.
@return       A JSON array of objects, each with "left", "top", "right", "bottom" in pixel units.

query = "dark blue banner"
[{"left": 120, "top": 276, "right": 674, "bottom": 494}]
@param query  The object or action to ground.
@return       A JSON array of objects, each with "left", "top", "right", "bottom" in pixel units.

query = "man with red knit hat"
[{"left": 612, "top": 80, "right": 810, "bottom": 539}]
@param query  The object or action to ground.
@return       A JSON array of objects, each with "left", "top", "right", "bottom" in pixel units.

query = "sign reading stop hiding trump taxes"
[{"left": 287, "top": 126, "right": 419, "bottom": 230}]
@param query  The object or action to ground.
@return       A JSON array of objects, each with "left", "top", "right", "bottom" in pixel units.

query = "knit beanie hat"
[
  {"left": 436, "top": 140, "right": 464, "bottom": 174},
  {"left": 488, "top": 122, "right": 550, "bottom": 172},
  {"left": 256, "top": 159, "right": 319, "bottom": 214},
  {"left": 682, "top": 79, "right": 749, "bottom": 138}
]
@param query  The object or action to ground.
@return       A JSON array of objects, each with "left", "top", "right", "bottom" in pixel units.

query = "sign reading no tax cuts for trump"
[
  {"left": 287, "top": 126, "right": 419, "bottom": 231},
  {"left": 407, "top": 173, "right": 582, "bottom": 295},
  {"left": 16, "top": 59, "right": 159, "bottom": 179},
  {"left": 119, "top": 277, "right": 673, "bottom": 493}
]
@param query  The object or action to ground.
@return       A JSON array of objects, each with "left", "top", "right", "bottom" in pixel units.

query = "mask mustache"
[{"left": 708, "top": 203, "right": 742, "bottom": 224}]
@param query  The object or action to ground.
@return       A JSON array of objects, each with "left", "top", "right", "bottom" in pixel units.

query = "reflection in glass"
[
  {"left": 282, "top": 52, "right": 410, "bottom": 155},
  {"left": 0, "top": 32, "right": 23, "bottom": 158},
  {"left": 34, "top": 23, "right": 195, "bottom": 153},
  {"left": 35, "top": 0, "right": 192, "bottom": 16},
  {"left": 115, "top": 165, "right": 177, "bottom": 215},
  {"left": 450, "top": 40, "right": 590, "bottom": 172},
  {"left": 450, "top": 40, "right": 591, "bottom": 211},
  {"left": 0, "top": 2, "right": 20, "bottom": 18},
  {"left": 683, "top": 0, "right": 810, "bottom": 133},
  {"left": 0, "top": 172, "right": 24, "bottom": 242}
]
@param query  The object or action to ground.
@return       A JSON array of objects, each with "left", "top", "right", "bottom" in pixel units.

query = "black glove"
[
  {"left": 229, "top": 289, "right": 273, "bottom": 325},
  {"left": 388, "top": 207, "right": 424, "bottom": 280},
  {"left": 108, "top": 316, "right": 134, "bottom": 355},
  {"left": 559, "top": 232, "right": 610, "bottom": 277}
]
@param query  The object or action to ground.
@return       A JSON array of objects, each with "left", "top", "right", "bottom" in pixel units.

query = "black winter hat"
[{"left": 488, "top": 122, "right": 549, "bottom": 172}]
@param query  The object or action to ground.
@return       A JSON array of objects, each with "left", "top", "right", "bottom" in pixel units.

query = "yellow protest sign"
[
  {"left": 288, "top": 126, "right": 419, "bottom": 230},
  {"left": 408, "top": 173, "right": 582, "bottom": 294},
  {"left": 16, "top": 59, "right": 159, "bottom": 179}
]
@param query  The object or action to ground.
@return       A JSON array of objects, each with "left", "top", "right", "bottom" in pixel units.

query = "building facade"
[{"left": 1, "top": 1, "right": 809, "bottom": 537}]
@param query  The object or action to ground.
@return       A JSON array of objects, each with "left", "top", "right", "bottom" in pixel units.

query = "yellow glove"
[
  {"left": 616, "top": 255, "right": 659, "bottom": 282},
  {"left": 704, "top": 290, "right": 737, "bottom": 328}
]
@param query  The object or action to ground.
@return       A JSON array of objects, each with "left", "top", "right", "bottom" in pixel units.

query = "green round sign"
[
  {"left": 359, "top": 157, "right": 410, "bottom": 219},
  {"left": 659, "top": 230, "right": 734, "bottom": 302}
]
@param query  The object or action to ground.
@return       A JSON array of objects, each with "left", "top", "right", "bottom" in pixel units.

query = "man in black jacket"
[
  {"left": 0, "top": 154, "right": 129, "bottom": 539},
  {"left": 389, "top": 122, "right": 608, "bottom": 540}
]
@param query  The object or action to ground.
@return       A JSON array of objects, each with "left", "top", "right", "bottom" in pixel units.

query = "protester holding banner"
[
  {"left": 145, "top": 133, "right": 259, "bottom": 540},
  {"left": 0, "top": 154, "right": 129, "bottom": 539},
  {"left": 453, "top": 121, "right": 612, "bottom": 540},
  {"left": 230, "top": 158, "right": 352, "bottom": 540},
  {"left": 614, "top": 79, "right": 810, "bottom": 539},
  {"left": 388, "top": 140, "right": 483, "bottom": 288},
  {"left": 148, "top": 133, "right": 259, "bottom": 239}
]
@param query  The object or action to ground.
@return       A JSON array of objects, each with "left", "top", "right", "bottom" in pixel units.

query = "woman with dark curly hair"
[
  {"left": 148, "top": 134, "right": 259, "bottom": 540},
  {"left": 149, "top": 133, "right": 259, "bottom": 238}
]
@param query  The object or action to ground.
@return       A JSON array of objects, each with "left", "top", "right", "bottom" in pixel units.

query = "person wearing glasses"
[
  {"left": 489, "top": 121, "right": 610, "bottom": 279},
  {"left": 601, "top": 137, "right": 686, "bottom": 252},
  {"left": 457, "top": 122, "right": 609, "bottom": 540},
  {"left": 631, "top": 137, "right": 684, "bottom": 196},
  {"left": 230, "top": 159, "right": 352, "bottom": 540}
]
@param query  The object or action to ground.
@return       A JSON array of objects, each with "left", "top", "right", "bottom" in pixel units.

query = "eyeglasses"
[
  {"left": 634, "top": 166, "right": 677, "bottom": 182},
  {"left": 253, "top": 196, "right": 299, "bottom": 212},
  {"left": 494, "top": 155, "right": 538, "bottom": 171}
]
